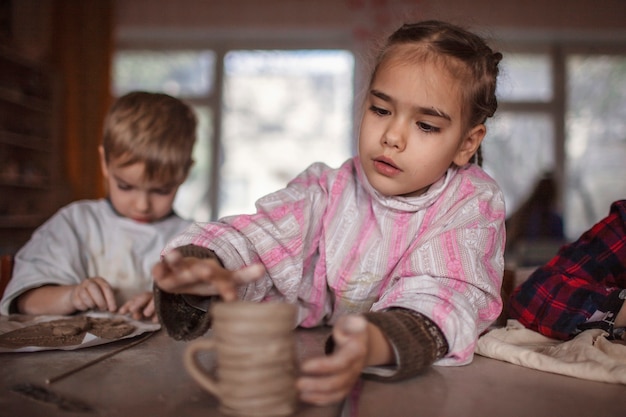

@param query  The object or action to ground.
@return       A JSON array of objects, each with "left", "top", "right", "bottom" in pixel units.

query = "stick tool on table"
[{"left": 45, "top": 331, "right": 156, "bottom": 385}]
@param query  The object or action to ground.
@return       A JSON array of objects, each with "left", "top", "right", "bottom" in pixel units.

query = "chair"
[{"left": 0, "top": 254, "right": 14, "bottom": 300}]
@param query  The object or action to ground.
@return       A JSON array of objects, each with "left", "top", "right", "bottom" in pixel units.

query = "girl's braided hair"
[{"left": 372, "top": 20, "right": 503, "bottom": 166}]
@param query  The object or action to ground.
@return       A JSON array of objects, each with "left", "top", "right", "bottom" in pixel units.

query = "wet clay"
[{"left": 0, "top": 316, "right": 136, "bottom": 349}]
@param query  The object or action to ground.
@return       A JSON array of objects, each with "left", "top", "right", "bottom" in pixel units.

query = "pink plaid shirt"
[{"left": 165, "top": 156, "right": 505, "bottom": 365}]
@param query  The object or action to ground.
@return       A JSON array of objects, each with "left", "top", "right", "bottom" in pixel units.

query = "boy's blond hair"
[{"left": 102, "top": 91, "right": 197, "bottom": 185}]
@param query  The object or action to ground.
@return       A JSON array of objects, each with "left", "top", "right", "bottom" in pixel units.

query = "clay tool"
[
  {"left": 11, "top": 382, "right": 93, "bottom": 413},
  {"left": 45, "top": 330, "right": 156, "bottom": 385}
]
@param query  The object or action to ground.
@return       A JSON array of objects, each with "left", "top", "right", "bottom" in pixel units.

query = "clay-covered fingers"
[
  {"left": 152, "top": 253, "right": 222, "bottom": 295},
  {"left": 180, "top": 262, "right": 266, "bottom": 301},
  {"left": 219, "top": 264, "right": 266, "bottom": 301},
  {"left": 143, "top": 297, "right": 158, "bottom": 322},
  {"left": 153, "top": 252, "right": 266, "bottom": 301},
  {"left": 163, "top": 250, "right": 183, "bottom": 267},
  {"left": 297, "top": 315, "right": 368, "bottom": 405},
  {"left": 71, "top": 277, "right": 117, "bottom": 313},
  {"left": 151, "top": 250, "right": 185, "bottom": 286},
  {"left": 166, "top": 257, "right": 225, "bottom": 294},
  {"left": 118, "top": 292, "right": 154, "bottom": 320}
]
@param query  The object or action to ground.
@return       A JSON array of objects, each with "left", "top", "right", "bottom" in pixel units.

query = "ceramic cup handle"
[{"left": 183, "top": 339, "right": 220, "bottom": 398}]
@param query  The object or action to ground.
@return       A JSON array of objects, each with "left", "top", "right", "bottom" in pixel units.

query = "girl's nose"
[{"left": 382, "top": 119, "right": 407, "bottom": 150}]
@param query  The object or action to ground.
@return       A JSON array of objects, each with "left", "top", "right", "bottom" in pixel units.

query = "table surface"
[{"left": 1, "top": 319, "right": 625, "bottom": 417}]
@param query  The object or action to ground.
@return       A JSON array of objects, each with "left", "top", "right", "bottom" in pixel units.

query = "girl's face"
[
  {"left": 99, "top": 147, "right": 181, "bottom": 223},
  {"left": 358, "top": 54, "right": 485, "bottom": 197}
]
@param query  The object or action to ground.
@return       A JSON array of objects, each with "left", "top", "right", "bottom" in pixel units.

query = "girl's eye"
[
  {"left": 369, "top": 105, "right": 390, "bottom": 116},
  {"left": 117, "top": 183, "right": 132, "bottom": 191},
  {"left": 417, "top": 122, "right": 440, "bottom": 133}
]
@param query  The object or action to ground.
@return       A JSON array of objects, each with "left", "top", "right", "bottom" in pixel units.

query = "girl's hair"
[
  {"left": 370, "top": 20, "right": 503, "bottom": 165},
  {"left": 102, "top": 91, "right": 197, "bottom": 184}
]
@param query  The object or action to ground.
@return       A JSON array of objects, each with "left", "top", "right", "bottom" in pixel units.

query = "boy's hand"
[
  {"left": 297, "top": 315, "right": 369, "bottom": 405},
  {"left": 69, "top": 277, "right": 117, "bottom": 313},
  {"left": 151, "top": 250, "right": 265, "bottom": 301},
  {"left": 118, "top": 292, "right": 157, "bottom": 322}
]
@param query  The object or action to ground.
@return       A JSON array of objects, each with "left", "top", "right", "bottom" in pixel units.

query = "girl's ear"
[
  {"left": 453, "top": 124, "right": 486, "bottom": 166},
  {"left": 98, "top": 145, "right": 109, "bottom": 179}
]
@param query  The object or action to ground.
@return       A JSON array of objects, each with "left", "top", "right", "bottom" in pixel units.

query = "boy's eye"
[
  {"left": 117, "top": 182, "right": 133, "bottom": 191},
  {"left": 369, "top": 105, "right": 390, "bottom": 116},
  {"left": 417, "top": 122, "right": 440, "bottom": 133},
  {"left": 153, "top": 188, "right": 174, "bottom": 196}
]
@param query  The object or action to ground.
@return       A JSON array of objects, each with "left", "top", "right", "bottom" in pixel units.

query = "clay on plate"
[{"left": 0, "top": 316, "right": 136, "bottom": 349}]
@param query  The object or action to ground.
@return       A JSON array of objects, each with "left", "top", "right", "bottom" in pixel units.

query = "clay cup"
[{"left": 184, "top": 301, "right": 298, "bottom": 417}]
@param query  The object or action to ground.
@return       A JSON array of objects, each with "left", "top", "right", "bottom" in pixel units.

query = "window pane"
[
  {"left": 220, "top": 50, "right": 355, "bottom": 216},
  {"left": 565, "top": 55, "right": 626, "bottom": 238},
  {"left": 497, "top": 53, "right": 552, "bottom": 102},
  {"left": 174, "top": 106, "right": 212, "bottom": 222},
  {"left": 113, "top": 50, "right": 215, "bottom": 97},
  {"left": 482, "top": 112, "right": 555, "bottom": 215}
]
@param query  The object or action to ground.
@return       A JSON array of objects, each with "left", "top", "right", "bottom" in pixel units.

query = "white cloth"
[
  {"left": 1, "top": 199, "right": 191, "bottom": 314},
  {"left": 476, "top": 320, "right": 626, "bottom": 384}
]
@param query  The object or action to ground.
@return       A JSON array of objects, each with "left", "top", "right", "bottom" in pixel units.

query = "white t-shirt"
[{"left": 0, "top": 199, "right": 192, "bottom": 314}]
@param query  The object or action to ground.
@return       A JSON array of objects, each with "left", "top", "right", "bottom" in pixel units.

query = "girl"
[{"left": 152, "top": 20, "right": 505, "bottom": 405}]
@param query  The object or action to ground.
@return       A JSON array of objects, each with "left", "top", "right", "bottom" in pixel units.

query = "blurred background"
[{"left": 2, "top": 0, "right": 626, "bottom": 267}]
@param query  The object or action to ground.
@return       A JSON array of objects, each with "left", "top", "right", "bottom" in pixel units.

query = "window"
[
  {"left": 220, "top": 50, "right": 354, "bottom": 216},
  {"left": 497, "top": 53, "right": 553, "bottom": 102},
  {"left": 114, "top": 50, "right": 215, "bottom": 97},
  {"left": 565, "top": 54, "right": 626, "bottom": 238},
  {"left": 114, "top": 41, "right": 626, "bottom": 245},
  {"left": 484, "top": 111, "right": 554, "bottom": 211},
  {"left": 113, "top": 48, "right": 354, "bottom": 221},
  {"left": 484, "top": 48, "right": 626, "bottom": 242},
  {"left": 483, "top": 52, "right": 556, "bottom": 214}
]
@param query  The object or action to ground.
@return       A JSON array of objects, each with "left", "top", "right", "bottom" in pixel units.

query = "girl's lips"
[{"left": 372, "top": 156, "right": 402, "bottom": 177}]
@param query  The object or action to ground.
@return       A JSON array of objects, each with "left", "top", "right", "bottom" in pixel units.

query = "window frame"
[
  {"left": 491, "top": 39, "right": 626, "bottom": 238},
  {"left": 115, "top": 34, "right": 359, "bottom": 220},
  {"left": 116, "top": 33, "right": 626, "bottom": 234}
]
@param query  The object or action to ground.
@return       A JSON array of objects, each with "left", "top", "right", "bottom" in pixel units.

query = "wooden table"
[{"left": 1, "top": 321, "right": 625, "bottom": 417}]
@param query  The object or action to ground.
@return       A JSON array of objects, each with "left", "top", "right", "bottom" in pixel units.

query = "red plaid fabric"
[{"left": 508, "top": 200, "right": 626, "bottom": 340}]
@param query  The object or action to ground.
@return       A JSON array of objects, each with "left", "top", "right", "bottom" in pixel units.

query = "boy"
[{"left": 0, "top": 91, "right": 197, "bottom": 321}]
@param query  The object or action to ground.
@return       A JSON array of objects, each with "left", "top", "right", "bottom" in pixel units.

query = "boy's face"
[
  {"left": 99, "top": 148, "right": 182, "bottom": 223},
  {"left": 358, "top": 54, "right": 485, "bottom": 197}
]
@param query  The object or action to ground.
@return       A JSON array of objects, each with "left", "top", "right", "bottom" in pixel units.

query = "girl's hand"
[
  {"left": 297, "top": 315, "right": 369, "bottom": 405},
  {"left": 151, "top": 250, "right": 265, "bottom": 301},
  {"left": 118, "top": 291, "right": 156, "bottom": 322},
  {"left": 69, "top": 277, "right": 117, "bottom": 313}
]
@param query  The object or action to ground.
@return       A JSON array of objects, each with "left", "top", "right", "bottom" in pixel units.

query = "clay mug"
[{"left": 184, "top": 301, "right": 298, "bottom": 417}]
